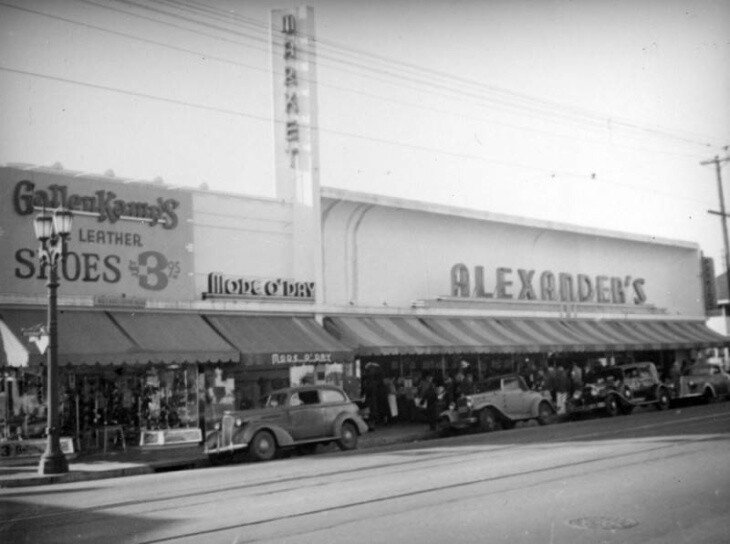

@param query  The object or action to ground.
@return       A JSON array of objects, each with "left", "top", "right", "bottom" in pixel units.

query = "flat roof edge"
[{"left": 321, "top": 186, "right": 699, "bottom": 250}]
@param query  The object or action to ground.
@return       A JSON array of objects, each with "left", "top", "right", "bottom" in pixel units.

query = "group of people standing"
[
  {"left": 522, "top": 362, "right": 585, "bottom": 413},
  {"left": 360, "top": 360, "right": 589, "bottom": 429}
]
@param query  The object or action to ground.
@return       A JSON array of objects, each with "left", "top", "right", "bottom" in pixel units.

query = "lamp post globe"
[{"left": 34, "top": 206, "right": 72, "bottom": 475}]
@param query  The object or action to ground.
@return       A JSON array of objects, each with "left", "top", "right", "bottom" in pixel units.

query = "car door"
[
  {"left": 502, "top": 377, "right": 528, "bottom": 417},
  {"left": 288, "top": 389, "right": 326, "bottom": 440}
]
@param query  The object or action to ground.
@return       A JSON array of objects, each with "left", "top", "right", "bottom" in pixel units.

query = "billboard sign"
[{"left": 0, "top": 167, "right": 195, "bottom": 302}]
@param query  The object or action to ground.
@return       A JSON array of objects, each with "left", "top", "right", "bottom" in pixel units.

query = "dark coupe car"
[
  {"left": 567, "top": 362, "right": 671, "bottom": 417},
  {"left": 205, "top": 384, "right": 369, "bottom": 462}
]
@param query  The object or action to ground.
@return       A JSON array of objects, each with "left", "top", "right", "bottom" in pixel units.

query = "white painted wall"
[{"left": 322, "top": 195, "right": 705, "bottom": 319}]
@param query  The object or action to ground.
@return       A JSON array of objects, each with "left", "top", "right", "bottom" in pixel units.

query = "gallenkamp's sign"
[{"left": 0, "top": 167, "right": 195, "bottom": 302}]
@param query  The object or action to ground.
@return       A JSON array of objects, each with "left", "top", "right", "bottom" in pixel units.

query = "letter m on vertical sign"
[{"left": 282, "top": 14, "right": 296, "bottom": 34}]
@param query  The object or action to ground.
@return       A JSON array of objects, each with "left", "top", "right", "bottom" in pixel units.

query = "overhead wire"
[
  {"left": 150, "top": 0, "right": 723, "bottom": 151},
  {"left": 0, "top": 0, "right": 708, "bottom": 170},
  {"left": 108, "top": 0, "right": 722, "bottom": 150},
  {"left": 0, "top": 0, "right": 722, "bottom": 208}
]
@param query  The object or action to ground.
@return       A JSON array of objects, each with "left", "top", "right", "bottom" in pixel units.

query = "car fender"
[
  {"left": 529, "top": 397, "right": 556, "bottom": 418},
  {"left": 204, "top": 429, "right": 221, "bottom": 451},
  {"left": 239, "top": 422, "right": 295, "bottom": 447},
  {"left": 475, "top": 403, "right": 509, "bottom": 421},
  {"left": 333, "top": 412, "right": 369, "bottom": 436},
  {"left": 439, "top": 408, "right": 461, "bottom": 424},
  {"left": 701, "top": 383, "right": 717, "bottom": 397}
]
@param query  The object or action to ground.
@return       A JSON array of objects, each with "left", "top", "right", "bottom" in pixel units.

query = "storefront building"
[
  {"left": 0, "top": 164, "right": 353, "bottom": 456},
  {"left": 318, "top": 189, "right": 725, "bottom": 388},
  {"left": 1, "top": 7, "right": 726, "bottom": 458}
]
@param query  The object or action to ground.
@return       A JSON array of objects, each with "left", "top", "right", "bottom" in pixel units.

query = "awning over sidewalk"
[
  {"left": 0, "top": 309, "right": 139, "bottom": 366},
  {"left": 323, "top": 316, "right": 458, "bottom": 355},
  {"left": 205, "top": 315, "right": 353, "bottom": 366},
  {"left": 324, "top": 316, "right": 729, "bottom": 355},
  {"left": 0, "top": 309, "right": 239, "bottom": 366},
  {"left": 0, "top": 317, "right": 30, "bottom": 367},
  {"left": 109, "top": 312, "right": 239, "bottom": 365}
]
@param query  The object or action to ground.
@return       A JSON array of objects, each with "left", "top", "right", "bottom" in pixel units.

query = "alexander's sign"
[{"left": 451, "top": 263, "right": 647, "bottom": 305}]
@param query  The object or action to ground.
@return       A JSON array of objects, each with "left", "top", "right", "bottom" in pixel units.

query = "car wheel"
[
  {"left": 702, "top": 387, "right": 716, "bottom": 404},
  {"left": 537, "top": 402, "right": 555, "bottom": 425},
  {"left": 656, "top": 388, "right": 670, "bottom": 410},
  {"left": 337, "top": 421, "right": 358, "bottom": 451},
  {"left": 605, "top": 395, "right": 620, "bottom": 417},
  {"left": 478, "top": 408, "right": 500, "bottom": 432},
  {"left": 249, "top": 430, "right": 277, "bottom": 462}
]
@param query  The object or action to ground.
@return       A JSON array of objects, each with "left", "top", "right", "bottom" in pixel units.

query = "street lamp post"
[{"left": 33, "top": 207, "right": 73, "bottom": 475}]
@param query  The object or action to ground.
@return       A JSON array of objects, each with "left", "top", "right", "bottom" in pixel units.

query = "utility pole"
[{"left": 702, "top": 153, "right": 730, "bottom": 322}]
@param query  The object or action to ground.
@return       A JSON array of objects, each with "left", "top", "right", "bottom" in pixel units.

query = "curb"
[{"left": 0, "top": 429, "right": 433, "bottom": 489}]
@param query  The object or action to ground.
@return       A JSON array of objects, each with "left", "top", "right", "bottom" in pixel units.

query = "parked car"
[
  {"left": 205, "top": 385, "right": 369, "bottom": 462},
  {"left": 439, "top": 374, "right": 556, "bottom": 434},
  {"left": 567, "top": 362, "right": 671, "bottom": 418},
  {"left": 668, "top": 363, "right": 730, "bottom": 404}
]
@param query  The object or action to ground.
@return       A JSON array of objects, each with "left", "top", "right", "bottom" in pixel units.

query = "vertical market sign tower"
[{"left": 271, "top": 6, "right": 323, "bottom": 305}]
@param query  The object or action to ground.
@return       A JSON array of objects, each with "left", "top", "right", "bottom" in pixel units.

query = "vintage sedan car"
[
  {"left": 439, "top": 374, "right": 556, "bottom": 434},
  {"left": 205, "top": 385, "right": 369, "bottom": 462},
  {"left": 567, "top": 362, "right": 671, "bottom": 417},
  {"left": 669, "top": 363, "right": 730, "bottom": 403}
]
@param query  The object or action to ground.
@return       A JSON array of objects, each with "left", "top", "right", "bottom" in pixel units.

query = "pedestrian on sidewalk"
[
  {"left": 419, "top": 372, "right": 439, "bottom": 430},
  {"left": 385, "top": 377, "right": 399, "bottom": 423},
  {"left": 555, "top": 366, "right": 569, "bottom": 414}
]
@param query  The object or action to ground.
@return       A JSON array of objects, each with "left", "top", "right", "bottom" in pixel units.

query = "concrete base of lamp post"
[{"left": 38, "top": 451, "right": 69, "bottom": 475}]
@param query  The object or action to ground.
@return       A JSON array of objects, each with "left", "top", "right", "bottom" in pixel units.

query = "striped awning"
[
  {"left": 324, "top": 316, "right": 729, "bottom": 355},
  {"left": 0, "top": 309, "right": 140, "bottom": 366},
  {"left": 205, "top": 315, "right": 353, "bottom": 366},
  {"left": 0, "top": 309, "right": 240, "bottom": 366}
]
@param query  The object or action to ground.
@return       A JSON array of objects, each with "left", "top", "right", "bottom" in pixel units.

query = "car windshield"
[{"left": 588, "top": 367, "right": 623, "bottom": 384}]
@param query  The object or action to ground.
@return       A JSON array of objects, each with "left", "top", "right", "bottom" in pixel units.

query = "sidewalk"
[{"left": 0, "top": 422, "right": 436, "bottom": 489}]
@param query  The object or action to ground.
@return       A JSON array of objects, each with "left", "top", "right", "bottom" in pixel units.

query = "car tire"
[
  {"left": 605, "top": 395, "right": 620, "bottom": 417},
  {"left": 478, "top": 408, "right": 500, "bottom": 432},
  {"left": 656, "top": 388, "right": 670, "bottom": 410},
  {"left": 337, "top": 421, "right": 358, "bottom": 451},
  {"left": 702, "top": 387, "right": 716, "bottom": 404},
  {"left": 249, "top": 430, "right": 277, "bottom": 462},
  {"left": 537, "top": 401, "right": 555, "bottom": 425}
]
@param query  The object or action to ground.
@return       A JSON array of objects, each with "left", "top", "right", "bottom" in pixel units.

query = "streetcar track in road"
[
  {"left": 138, "top": 437, "right": 719, "bottom": 544},
  {"left": 1, "top": 409, "right": 727, "bottom": 529}
]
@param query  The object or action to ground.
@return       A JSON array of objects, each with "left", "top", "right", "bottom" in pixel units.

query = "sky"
[{"left": 1, "top": 0, "right": 729, "bottom": 268}]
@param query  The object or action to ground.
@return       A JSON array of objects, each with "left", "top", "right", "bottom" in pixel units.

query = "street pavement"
[
  {"left": 0, "top": 421, "right": 438, "bottom": 488},
  {"left": 1, "top": 402, "right": 728, "bottom": 544}
]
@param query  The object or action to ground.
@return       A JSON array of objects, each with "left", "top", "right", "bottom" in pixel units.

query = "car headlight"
[
  {"left": 448, "top": 402, "right": 455, "bottom": 410},
  {"left": 589, "top": 386, "right": 598, "bottom": 397},
  {"left": 235, "top": 418, "right": 243, "bottom": 427},
  {"left": 214, "top": 422, "right": 221, "bottom": 431},
  {"left": 465, "top": 398, "right": 473, "bottom": 410}
]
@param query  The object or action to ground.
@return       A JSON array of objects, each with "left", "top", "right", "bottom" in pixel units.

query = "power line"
[
  {"left": 94, "top": 0, "right": 724, "bottom": 151},
  {"left": 154, "top": 0, "right": 723, "bottom": 151},
  {"left": 5, "top": 0, "right": 705, "bottom": 163}
]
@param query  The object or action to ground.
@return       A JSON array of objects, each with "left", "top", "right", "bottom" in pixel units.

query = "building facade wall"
[{"left": 321, "top": 195, "right": 705, "bottom": 319}]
